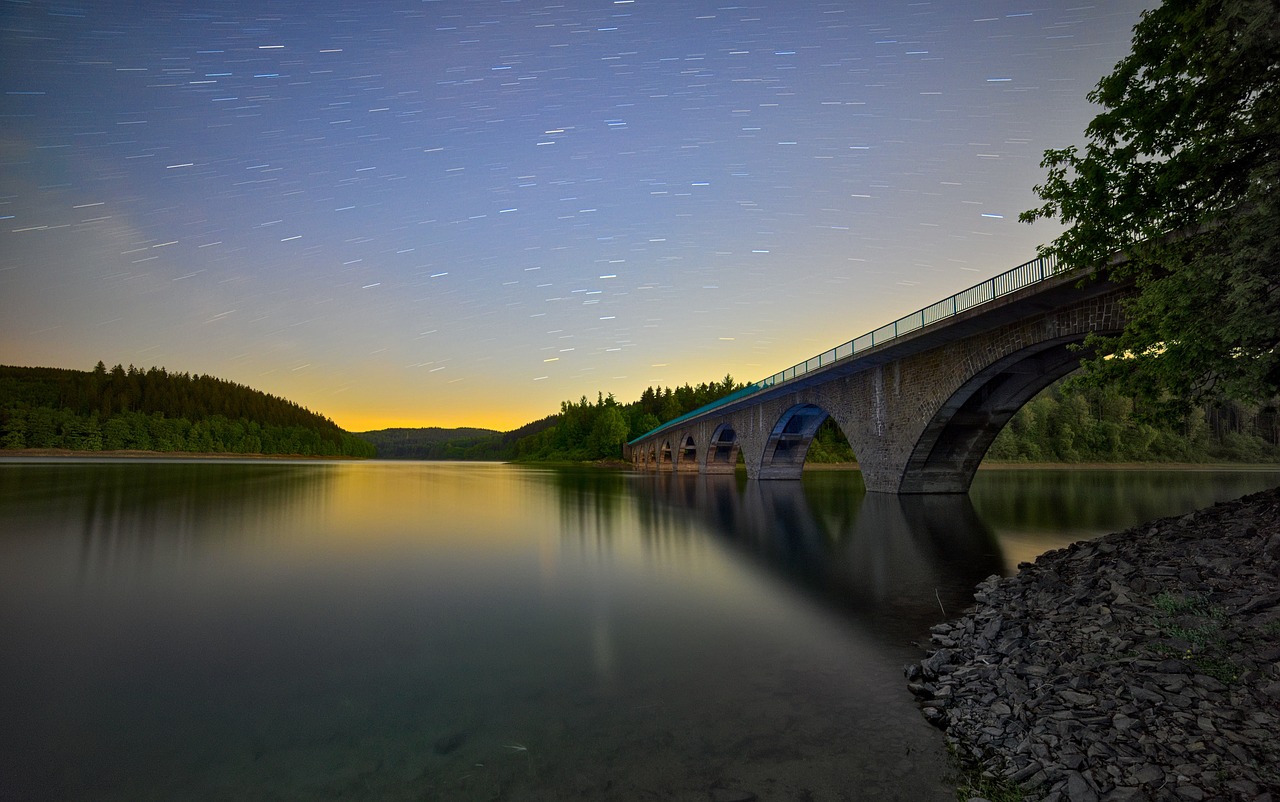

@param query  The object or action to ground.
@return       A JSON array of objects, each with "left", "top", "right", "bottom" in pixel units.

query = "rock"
[
  {"left": 1059, "top": 690, "right": 1097, "bottom": 707},
  {"left": 1009, "top": 761, "right": 1043, "bottom": 783},
  {"left": 1066, "top": 771, "right": 1098, "bottom": 802},
  {"left": 1239, "top": 590, "right": 1280, "bottom": 614},
  {"left": 907, "top": 487, "right": 1280, "bottom": 801}
]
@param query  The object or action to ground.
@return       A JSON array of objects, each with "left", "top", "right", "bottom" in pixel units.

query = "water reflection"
[
  {"left": 3, "top": 460, "right": 1277, "bottom": 802},
  {"left": 0, "top": 461, "right": 334, "bottom": 590},
  {"left": 619, "top": 471, "right": 1005, "bottom": 642},
  {"left": 971, "top": 466, "right": 1280, "bottom": 568}
]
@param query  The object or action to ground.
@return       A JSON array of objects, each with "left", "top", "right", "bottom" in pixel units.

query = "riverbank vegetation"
[
  {"left": 0, "top": 363, "right": 375, "bottom": 458},
  {"left": 7, "top": 363, "right": 1277, "bottom": 465},
  {"left": 987, "top": 382, "right": 1280, "bottom": 464},
  {"left": 512, "top": 376, "right": 745, "bottom": 462},
  {"left": 514, "top": 375, "right": 1278, "bottom": 465},
  {"left": 361, "top": 377, "right": 749, "bottom": 462},
  {"left": 355, "top": 370, "right": 1280, "bottom": 465}
]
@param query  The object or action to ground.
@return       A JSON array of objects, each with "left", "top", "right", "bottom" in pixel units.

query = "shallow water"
[{"left": 1, "top": 459, "right": 1276, "bottom": 801}]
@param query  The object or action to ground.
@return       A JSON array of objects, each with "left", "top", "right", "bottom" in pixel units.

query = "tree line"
[
  {"left": 513, "top": 375, "right": 1279, "bottom": 465},
  {"left": 0, "top": 363, "right": 375, "bottom": 458},
  {"left": 8, "top": 361, "right": 1276, "bottom": 465},
  {"left": 512, "top": 376, "right": 744, "bottom": 462},
  {"left": 988, "top": 382, "right": 1280, "bottom": 464}
]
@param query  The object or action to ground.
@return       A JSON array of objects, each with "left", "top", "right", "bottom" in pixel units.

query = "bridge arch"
[
  {"left": 899, "top": 335, "right": 1106, "bottom": 493},
  {"left": 677, "top": 434, "right": 699, "bottom": 473},
  {"left": 706, "top": 423, "right": 740, "bottom": 474},
  {"left": 758, "top": 403, "right": 833, "bottom": 479}
]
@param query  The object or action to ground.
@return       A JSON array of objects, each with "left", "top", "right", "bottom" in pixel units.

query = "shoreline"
[
  {"left": 0, "top": 448, "right": 364, "bottom": 461},
  {"left": 805, "top": 461, "right": 1280, "bottom": 472},
  {"left": 4, "top": 450, "right": 1277, "bottom": 472},
  {"left": 908, "top": 486, "right": 1280, "bottom": 800}
]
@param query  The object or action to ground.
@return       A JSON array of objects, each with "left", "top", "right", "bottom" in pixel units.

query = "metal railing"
[{"left": 629, "top": 250, "right": 1066, "bottom": 445}]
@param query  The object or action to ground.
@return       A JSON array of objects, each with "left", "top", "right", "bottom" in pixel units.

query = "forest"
[
  {"left": 0, "top": 363, "right": 375, "bottom": 458},
  {"left": 512, "top": 375, "right": 745, "bottom": 462},
  {"left": 987, "top": 383, "right": 1280, "bottom": 463}
]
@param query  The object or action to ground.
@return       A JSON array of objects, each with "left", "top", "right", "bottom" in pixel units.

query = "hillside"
[
  {"left": 357, "top": 426, "right": 501, "bottom": 460},
  {"left": 0, "top": 363, "right": 375, "bottom": 458},
  {"left": 359, "top": 415, "right": 558, "bottom": 460}
]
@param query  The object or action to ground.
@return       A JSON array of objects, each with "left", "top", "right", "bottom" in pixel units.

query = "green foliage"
[
  {"left": 946, "top": 743, "right": 1032, "bottom": 802},
  {"left": 1154, "top": 592, "right": 1211, "bottom": 615},
  {"left": 1148, "top": 592, "right": 1239, "bottom": 683},
  {"left": 0, "top": 363, "right": 375, "bottom": 458},
  {"left": 1021, "top": 0, "right": 1280, "bottom": 417},
  {"left": 986, "top": 379, "right": 1280, "bottom": 463},
  {"left": 516, "top": 376, "right": 747, "bottom": 463},
  {"left": 804, "top": 417, "right": 857, "bottom": 463}
]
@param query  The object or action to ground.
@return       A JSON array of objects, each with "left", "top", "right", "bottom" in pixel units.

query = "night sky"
[{"left": 2, "top": 1, "right": 1149, "bottom": 431}]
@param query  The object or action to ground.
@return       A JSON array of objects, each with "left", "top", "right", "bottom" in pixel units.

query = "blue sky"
[{"left": 1, "top": 0, "right": 1148, "bottom": 430}]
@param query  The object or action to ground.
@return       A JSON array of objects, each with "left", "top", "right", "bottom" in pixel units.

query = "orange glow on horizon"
[{"left": 332, "top": 409, "right": 536, "bottom": 434}]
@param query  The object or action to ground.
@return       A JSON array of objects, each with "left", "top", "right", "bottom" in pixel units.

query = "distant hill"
[
  {"left": 359, "top": 415, "right": 557, "bottom": 460},
  {"left": 357, "top": 426, "right": 500, "bottom": 459},
  {"left": 0, "top": 362, "right": 375, "bottom": 457}
]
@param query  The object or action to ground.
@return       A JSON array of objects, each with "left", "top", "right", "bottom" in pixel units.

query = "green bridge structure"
[{"left": 624, "top": 253, "right": 1133, "bottom": 494}]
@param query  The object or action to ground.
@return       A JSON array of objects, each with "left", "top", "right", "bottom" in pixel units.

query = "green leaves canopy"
[{"left": 1021, "top": 0, "right": 1279, "bottom": 416}]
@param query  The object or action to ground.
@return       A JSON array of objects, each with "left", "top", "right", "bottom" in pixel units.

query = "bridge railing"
[
  {"left": 628, "top": 250, "right": 1065, "bottom": 446},
  {"left": 757, "top": 250, "right": 1061, "bottom": 390}
]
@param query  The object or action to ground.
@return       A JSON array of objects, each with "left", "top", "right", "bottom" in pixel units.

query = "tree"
[
  {"left": 1021, "top": 0, "right": 1279, "bottom": 417},
  {"left": 587, "top": 403, "right": 629, "bottom": 459}
]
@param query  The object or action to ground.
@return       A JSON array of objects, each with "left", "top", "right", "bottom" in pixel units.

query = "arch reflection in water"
[{"left": 622, "top": 470, "right": 1005, "bottom": 640}]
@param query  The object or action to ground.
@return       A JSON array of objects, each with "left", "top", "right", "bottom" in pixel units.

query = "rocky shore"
[{"left": 907, "top": 487, "right": 1280, "bottom": 801}]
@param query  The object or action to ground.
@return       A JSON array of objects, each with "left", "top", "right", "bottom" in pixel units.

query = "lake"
[{"left": 2, "top": 459, "right": 1277, "bottom": 801}]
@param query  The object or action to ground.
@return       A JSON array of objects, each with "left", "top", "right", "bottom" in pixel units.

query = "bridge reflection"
[{"left": 550, "top": 467, "right": 1006, "bottom": 642}]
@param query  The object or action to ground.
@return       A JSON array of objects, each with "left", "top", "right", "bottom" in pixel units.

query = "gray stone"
[
  {"left": 1066, "top": 771, "right": 1098, "bottom": 802},
  {"left": 1059, "top": 690, "right": 1097, "bottom": 707},
  {"left": 907, "top": 488, "right": 1280, "bottom": 802}
]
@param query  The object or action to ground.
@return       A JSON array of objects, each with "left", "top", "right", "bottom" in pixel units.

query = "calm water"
[{"left": 2, "top": 460, "right": 1277, "bottom": 802}]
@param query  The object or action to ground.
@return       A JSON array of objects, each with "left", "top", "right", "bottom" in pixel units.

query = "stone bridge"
[{"left": 624, "top": 257, "right": 1132, "bottom": 493}]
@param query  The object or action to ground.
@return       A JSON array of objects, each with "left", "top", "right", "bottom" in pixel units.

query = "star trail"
[{"left": 1, "top": 1, "right": 1148, "bottom": 430}]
